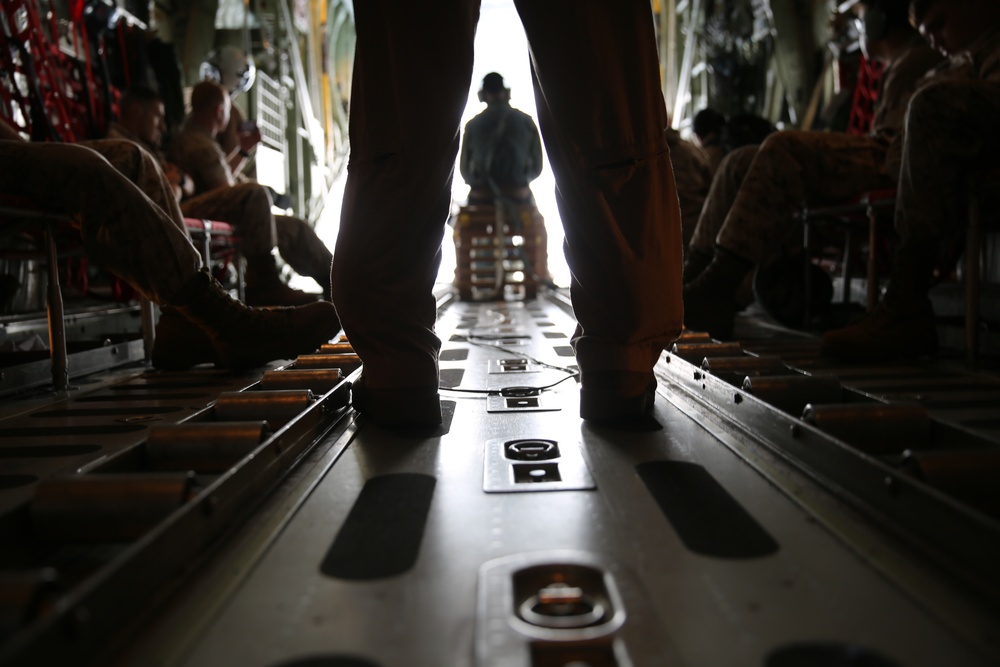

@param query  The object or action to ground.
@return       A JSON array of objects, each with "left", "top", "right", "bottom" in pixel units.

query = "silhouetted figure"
[{"left": 331, "top": 2, "right": 684, "bottom": 429}]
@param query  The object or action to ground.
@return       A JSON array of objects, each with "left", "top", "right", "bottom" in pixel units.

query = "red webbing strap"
[
  {"left": 846, "top": 57, "right": 884, "bottom": 137},
  {"left": 69, "top": 0, "right": 104, "bottom": 136}
]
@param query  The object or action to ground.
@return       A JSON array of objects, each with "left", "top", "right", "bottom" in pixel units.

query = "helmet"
[{"left": 200, "top": 45, "right": 256, "bottom": 94}]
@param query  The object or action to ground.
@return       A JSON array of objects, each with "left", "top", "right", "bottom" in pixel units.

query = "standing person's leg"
[
  {"left": 514, "top": 0, "right": 683, "bottom": 421},
  {"left": 330, "top": 0, "right": 479, "bottom": 428}
]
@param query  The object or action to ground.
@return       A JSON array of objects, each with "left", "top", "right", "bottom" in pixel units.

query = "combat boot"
[
  {"left": 151, "top": 306, "right": 219, "bottom": 370},
  {"left": 167, "top": 269, "right": 340, "bottom": 369},
  {"left": 821, "top": 238, "right": 940, "bottom": 362},
  {"left": 579, "top": 369, "right": 657, "bottom": 427},
  {"left": 820, "top": 301, "right": 938, "bottom": 361},
  {"left": 351, "top": 375, "right": 442, "bottom": 432},
  {"left": 245, "top": 254, "right": 321, "bottom": 307},
  {"left": 682, "top": 247, "right": 754, "bottom": 339}
]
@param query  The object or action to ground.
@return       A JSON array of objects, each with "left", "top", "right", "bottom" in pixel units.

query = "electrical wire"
[{"left": 440, "top": 333, "right": 580, "bottom": 396}]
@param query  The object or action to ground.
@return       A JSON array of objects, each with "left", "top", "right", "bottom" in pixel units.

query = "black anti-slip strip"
[
  {"left": 320, "top": 473, "right": 437, "bottom": 579},
  {"left": 440, "top": 348, "right": 470, "bottom": 361},
  {"left": 766, "top": 642, "right": 900, "bottom": 667},
  {"left": 440, "top": 368, "right": 466, "bottom": 389},
  {"left": 636, "top": 461, "right": 779, "bottom": 559}
]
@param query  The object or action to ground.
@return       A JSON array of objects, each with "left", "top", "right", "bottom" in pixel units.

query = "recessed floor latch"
[
  {"left": 484, "top": 437, "right": 594, "bottom": 493},
  {"left": 505, "top": 439, "right": 560, "bottom": 461},
  {"left": 476, "top": 551, "right": 681, "bottom": 666}
]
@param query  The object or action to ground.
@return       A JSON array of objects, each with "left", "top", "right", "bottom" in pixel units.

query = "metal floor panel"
[{"left": 125, "top": 299, "right": 997, "bottom": 667}]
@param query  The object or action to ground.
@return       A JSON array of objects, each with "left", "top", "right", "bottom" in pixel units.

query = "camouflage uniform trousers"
[
  {"left": 689, "top": 130, "right": 893, "bottom": 265},
  {"left": 81, "top": 139, "right": 189, "bottom": 237},
  {"left": 274, "top": 213, "right": 334, "bottom": 289},
  {"left": 180, "top": 184, "right": 332, "bottom": 284},
  {"left": 0, "top": 141, "right": 201, "bottom": 303},
  {"left": 897, "top": 79, "right": 1000, "bottom": 244},
  {"left": 180, "top": 182, "right": 277, "bottom": 258}
]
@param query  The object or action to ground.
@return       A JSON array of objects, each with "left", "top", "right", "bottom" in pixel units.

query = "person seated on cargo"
[
  {"left": 459, "top": 72, "right": 544, "bottom": 205},
  {"left": 0, "top": 129, "right": 339, "bottom": 371},
  {"left": 821, "top": 0, "right": 1000, "bottom": 361},
  {"left": 171, "top": 81, "right": 333, "bottom": 306},
  {"left": 682, "top": 0, "right": 943, "bottom": 340},
  {"left": 458, "top": 72, "right": 550, "bottom": 283}
]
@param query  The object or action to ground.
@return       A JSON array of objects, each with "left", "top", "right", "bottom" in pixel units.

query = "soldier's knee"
[
  {"left": 71, "top": 144, "right": 135, "bottom": 184},
  {"left": 757, "top": 130, "right": 800, "bottom": 156},
  {"left": 84, "top": 140, "right": 149, "bottom": 180},
  {"left": 719, "top": 144, "right": 759, "bottom": 176},
  {"left": 232, "top": 182, "right": 273, "bottom": 211}
]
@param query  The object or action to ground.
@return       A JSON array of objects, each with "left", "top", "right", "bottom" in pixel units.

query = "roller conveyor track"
[
  {"left": 1, "top": 293, "right": 999, "bottom": 666},
  {"left": 0, "top": 354, "right": 357, "bottom": 666}
]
